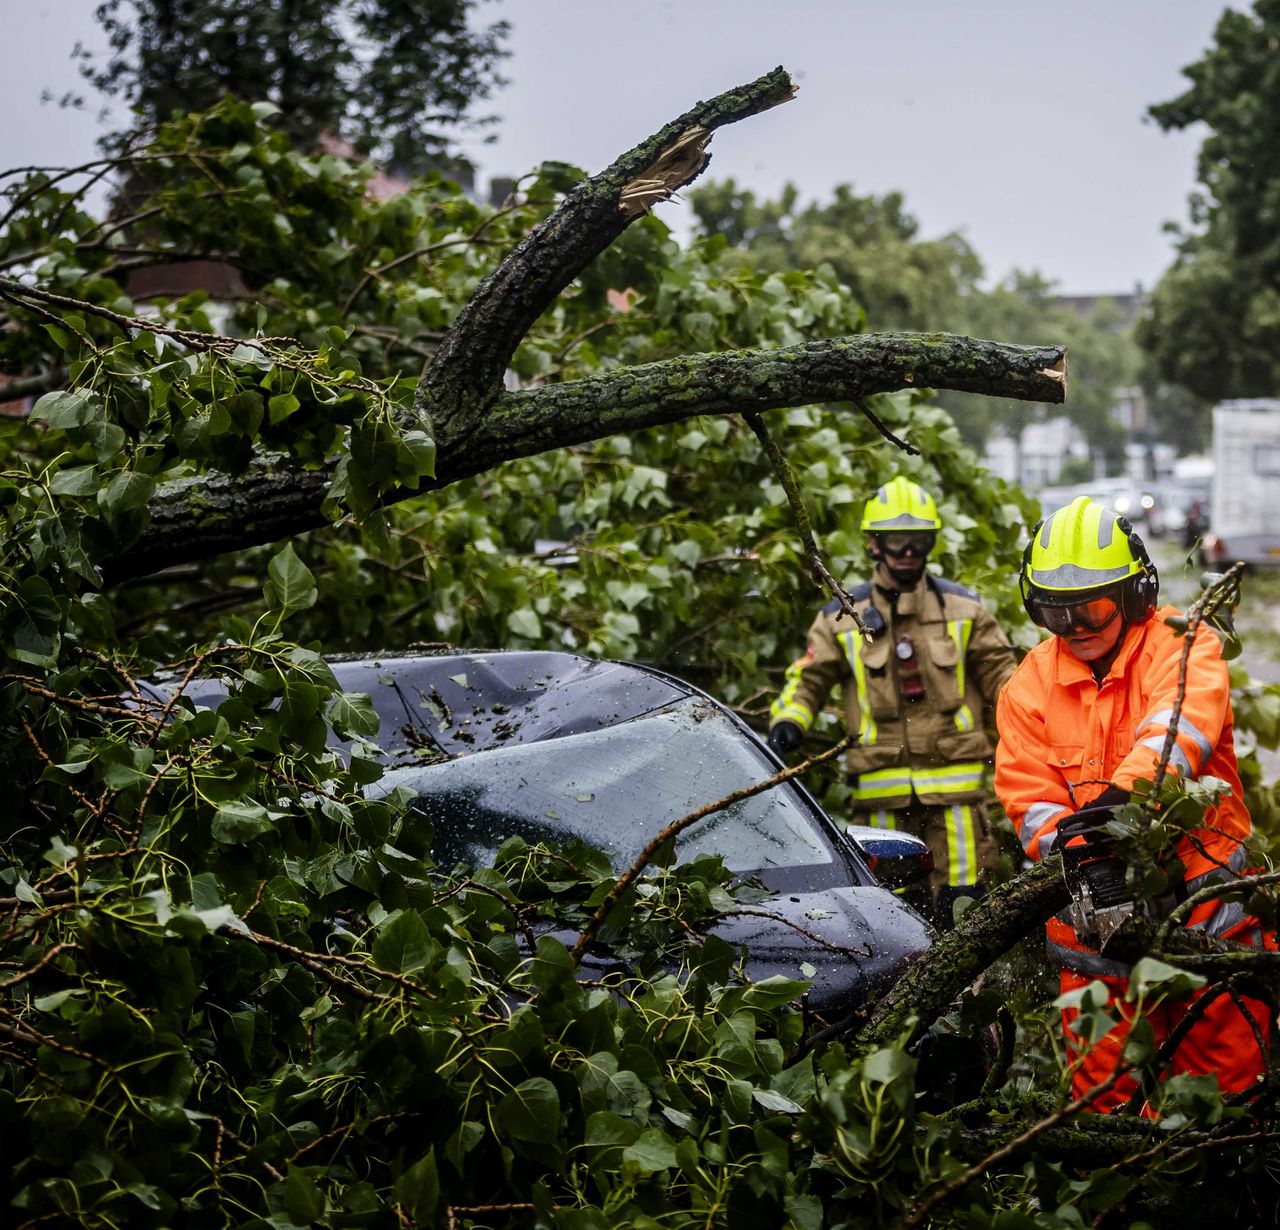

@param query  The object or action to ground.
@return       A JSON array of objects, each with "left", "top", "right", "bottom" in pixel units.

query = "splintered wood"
[{"left": 618, "top": 125, "right": 712, "bottom": 217}]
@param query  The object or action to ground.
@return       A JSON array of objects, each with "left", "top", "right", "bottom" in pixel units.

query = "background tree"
[
  {"left": 956, "top": 270, "right": 1136, "bottom": 469},
  {"left": 77, "top": 0, "right": 510, "bottom": 174},
  {"left": 1139, "top": 0, "right": 1280, "bottom": 402},
  {"left": 690, "top": 179, "right": 1143, "bottom": 462}
]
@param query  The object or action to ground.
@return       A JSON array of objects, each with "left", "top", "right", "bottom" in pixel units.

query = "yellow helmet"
[
  {"left": 860, "top": 477, "right": 942, "bottom": 532},
  {"left": 1021, "top": 496, "right": 1158, "bottom": 623}
]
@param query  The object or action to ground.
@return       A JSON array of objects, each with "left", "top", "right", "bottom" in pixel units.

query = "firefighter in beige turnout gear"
[{"left": 768, "top": 478, "right": 1017, "bottom": 926}]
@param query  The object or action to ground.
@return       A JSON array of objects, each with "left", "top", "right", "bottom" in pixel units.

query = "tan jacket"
[{"left": 770, "top": 570, "right": 1016, "bottom": 807}]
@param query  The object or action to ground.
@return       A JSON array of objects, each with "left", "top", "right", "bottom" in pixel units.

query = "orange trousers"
[{"left": 1059, "top": 968, "right": 1272, "bottom": 1114}]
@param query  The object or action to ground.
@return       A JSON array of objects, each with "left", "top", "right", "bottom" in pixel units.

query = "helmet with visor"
[{"left": 1021, "top": 496, "right": 1158, "bottom": 632}]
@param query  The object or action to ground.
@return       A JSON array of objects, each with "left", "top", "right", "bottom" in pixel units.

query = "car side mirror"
[{"left": 846, "top": 825, "right": 934, "bottom": 888}]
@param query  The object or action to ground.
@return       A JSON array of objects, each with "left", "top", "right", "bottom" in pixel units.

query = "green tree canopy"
[
  {"left": 1139, "top": 0, "right": 1280, "bottom": 402},
  {"left": 690, "top": 178, "right": 983, "bottom": 333},
  {"left": 78, "top": 0, "right": 509, "bottom": 173},
  {"left": 689, "top": 179, "right": 1142, "bottom": 461}
]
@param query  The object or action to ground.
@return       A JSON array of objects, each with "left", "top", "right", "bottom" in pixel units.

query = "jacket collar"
[
  {"left": 1049, "top": 609, "right": 1169, "bottom": 687},
  {"left": 873, "top": 567, "right": 944, "bottom": 621}
]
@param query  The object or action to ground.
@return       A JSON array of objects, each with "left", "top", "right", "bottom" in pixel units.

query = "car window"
[{"left": 380, "top": 697, "right": 843, "bottom": 887}]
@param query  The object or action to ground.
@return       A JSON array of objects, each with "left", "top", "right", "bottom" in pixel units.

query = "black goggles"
[
  {"left": 1030, "top": 594, "right": 1121, "bottom": 635},
  {"left": 876, "top": 533, "right": 936, "bottom": 559}
]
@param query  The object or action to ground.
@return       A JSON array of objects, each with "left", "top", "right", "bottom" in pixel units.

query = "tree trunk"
[{"left": 851, "top": 858, "right": 1069, "bottom": 1056}]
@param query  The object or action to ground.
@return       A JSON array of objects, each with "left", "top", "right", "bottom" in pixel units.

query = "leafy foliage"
[
  {"left": 1, "top": 95, "right": 1280, "bottom": 1227},
  {"left": 688, "top": 179, "right": 1145, "bottom": 462},
  {"left": 77, "top": 0, "right": 509, "bottom": 174},
  {"left": 1140, "top": 0, "right": 1280, "bottom": 402}
]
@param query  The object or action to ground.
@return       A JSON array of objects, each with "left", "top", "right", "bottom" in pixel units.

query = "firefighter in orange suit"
[
  {"left": 996, "top": 496, "right": 1270, "bottom": 1112},
  {"left": 768, "top": 477, "right": 1017, "bottom": 927}
]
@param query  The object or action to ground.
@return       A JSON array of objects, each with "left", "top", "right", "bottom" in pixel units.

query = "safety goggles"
[
  {"left": 1031, "top": 594, "right": 1120, "bottom": 635},
  {"left": 876, "top": 533, "right": 936, "bottom": 559}
]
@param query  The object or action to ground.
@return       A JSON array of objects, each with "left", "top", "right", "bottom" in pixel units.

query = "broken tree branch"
[
  {"left": 104, "top": 333, "right": 1067, "bottom": 583},
  {"left": 850, "top": 857, "right": 1070, "bottom": 1056},
  {"left": 417, "top": 66, "right": 798, "bottom": 442}
]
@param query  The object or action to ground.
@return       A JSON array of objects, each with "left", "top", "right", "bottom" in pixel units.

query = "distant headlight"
[
  {"left": 1140, "top": 494, "right": 1155, "bottom": 509},
  {"left": 1114, "top": 496, "right": 1132, "bottom": 513}
]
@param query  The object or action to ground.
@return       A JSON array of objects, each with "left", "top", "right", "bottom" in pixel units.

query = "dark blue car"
[{"left": 311, "top": 649, "right": 935, "bottom": 1018}]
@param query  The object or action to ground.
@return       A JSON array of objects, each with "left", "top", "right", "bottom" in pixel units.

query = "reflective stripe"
[
  {"left": 1136, "top": 709, "right": 1213, "bottom": 767},
  {"left": 944, "top": 803, "right": 978, "bottom": 887},
  {"left": 770, "top": 655, "right": 817, "bottom": 730},
  {"left": 1046, "top": 938, "right": 1133, "bottom": 978},
  {"left": 1138, "top": 735, "right": 1192, "bottom": 778},
  {"left": 771, "top": 701, "right": 813, "bottom": 727},
  {"left": 867, "top": 809, "right": 895, "bottom": 830},
  {"left": 1020, "top": 801, "right": 1070, "bottom": 847},
  {"left": 912, "top": 762, "right": 985, "bottom": 794},
  {"left": 1185, "top": 845, "right": 1249, "bottom": 896},
  {"left": 1031, "top": 561, "right": 1132, "bottom": 589},
  {"left": 839, "top": 629, "right": 877, "bottom": 747},
  {"left": 851, "top": 768, "right": 913, "bottom": 802},
  {"left": 946, "top": 619, "right": 975, "bottom": 733},
  {"left": 1037, "top": 833, "right": 1058, "bottom": 860},
  {"left": 1192, "top": 899, "right": 1248, "bottom": 937}
]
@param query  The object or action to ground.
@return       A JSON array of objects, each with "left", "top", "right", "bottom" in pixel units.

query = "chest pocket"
[
  {"left": 923, "top": 625, "right": 976, "bottom": 725},
  {"left": 1050, "top": 744, "right": 1086, "bottom": 795},
  {"left": 922, "top": 634, "right": 961, "bottom": 707},
  {"left": 838, "top": 630, "right": 898, "bottom": 722},
  {"left": 858, "top": 637, "right": 898, "bottom": 719}
]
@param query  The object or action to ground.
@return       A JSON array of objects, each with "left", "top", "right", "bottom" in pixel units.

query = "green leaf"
[
  {"left": 496, "top": 1077, "right": 559, "bottom": 1142},
  {"left": 265, "top": 542, "right": 317, "bottom": 614},
  {"left": 32, "top": 389, "right": 95, "bottom": 428},
  {"left": 862, "top": 1046, "right": 917, "bottom": 1086},
  {"left": 282, "top": 1167, "right": 326, "bottom": 1223},
  {"left": 1129, "top": 956, "right": 1206, "bottom": 998},
  {"left": 49, "top": 466, "right": 100, "bottom": 497},
  {"left": 394, "top": 1151, "right": 439, "bottom": 1223},
  {"left": 101, "top": 470, "right": 156, "bottom": 513},
  {"left": 211, "top": 800, "right": 274, "bottom": 843},
  {"left": 372, "top": 909, "right": 433, "bottom": 973},
  {"left": 85, "top": 420, "right": 127, "bottom": 463},
  {"left": 268, "top": 392, "right": 300, "bottom": 424},
  {"left": 327, "top": 691, "right": 379, "bottom": 739},
  {"left": 399, "top": 428, "right": 437, "bottom": 479},
  {"left": 752, "top": 1087, "right": 803, "bottom": 1114},
  {"left": 622, "top": 1128, "right": 679, "bottom": 1174},
  {"left": 507, "top": 607, "right": 541, "bottom": 639},
  {"left": 741, "top": 975, "right": 811, "bottom": 1010}
]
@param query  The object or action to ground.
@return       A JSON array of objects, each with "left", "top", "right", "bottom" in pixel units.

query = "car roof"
[{"left": 299, "top": 650, "right": 694, "bottom": 757}]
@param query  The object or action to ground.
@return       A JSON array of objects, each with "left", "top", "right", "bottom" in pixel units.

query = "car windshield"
[{"left": 381, "top": 697, "right": 843, "bottom": 889}]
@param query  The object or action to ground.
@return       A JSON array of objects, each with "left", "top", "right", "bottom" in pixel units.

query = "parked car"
[
  {"left": 1037, "top": 478, "right": 1157, "bottom": 526},
  {"left": 152, "top": 650, "right": 935, "bottom": 1016}
]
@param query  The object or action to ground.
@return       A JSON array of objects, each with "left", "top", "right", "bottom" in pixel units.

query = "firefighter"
[
  {"left": 996, "top": 495, "right": 1270, "bottom": 1112},
  {"left": 768, "top": 476, "right": 1017, "bottom": 927}
]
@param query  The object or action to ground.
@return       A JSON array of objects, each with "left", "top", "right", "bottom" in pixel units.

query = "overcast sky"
[{"left": 4, "top": 0, "right": 1228, "bottom": 295}]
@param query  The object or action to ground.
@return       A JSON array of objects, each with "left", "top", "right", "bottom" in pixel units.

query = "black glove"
[
  {"left": 1083, "top": 785, "right": 1132, "bottom": 813},
  {"left": 1052, "top": 787, "right": 1131, "bottom": 855},
  {"left": 767, "top": 721, "right": 804, "bottom": 757}
]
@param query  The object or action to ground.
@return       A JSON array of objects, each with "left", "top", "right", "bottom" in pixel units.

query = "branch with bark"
[
  {"left": 108, "top": 331, "right": 1065, "bottom": 582},
  {"left": 87, "top": 68, "right": 1065, "bottom": 584}
]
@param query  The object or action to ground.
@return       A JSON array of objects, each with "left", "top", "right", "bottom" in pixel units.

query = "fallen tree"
[{"left": 2, "top": 68, "right": 1278, "bottom": 1230}]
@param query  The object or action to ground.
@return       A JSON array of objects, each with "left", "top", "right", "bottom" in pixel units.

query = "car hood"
[{"left": 573, "top": 885, "right": 932, "bottom": 1019}]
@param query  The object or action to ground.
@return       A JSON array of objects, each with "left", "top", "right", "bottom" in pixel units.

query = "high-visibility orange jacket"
[{"left": 996, "top": 605, "right": 1252, "bottom": 977}]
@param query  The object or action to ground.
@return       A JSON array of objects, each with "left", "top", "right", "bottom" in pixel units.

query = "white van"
[{"left": 1204, "top": 399, "right": 1280, "bottom": 568}]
